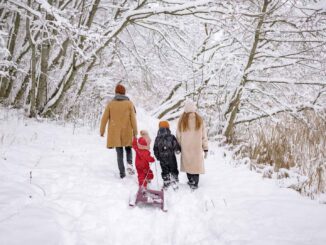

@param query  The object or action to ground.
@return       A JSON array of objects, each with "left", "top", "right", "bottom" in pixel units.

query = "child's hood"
[
  {"left": 137, "top": 137, "right": 151, "bottom": 151},
  {"left": 157, "top": 127, "right": 171, "bottom": 136},
  {"left": 138, "top": 137, "right": 147, "bottom": 146}
]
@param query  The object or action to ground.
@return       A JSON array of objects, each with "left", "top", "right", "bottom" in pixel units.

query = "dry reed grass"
[{"left": 234, "top": 111, "right": 326, "bottom": 197}]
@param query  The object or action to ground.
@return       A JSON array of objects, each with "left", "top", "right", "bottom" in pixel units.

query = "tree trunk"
[
  {"left": 26, "top": 0, "right": 37, "bottom": 117},
  {"left": 48, "top": 38, "right": 69, "bottom": 70},
  {"left": 65, "top": 59, "right": 97, "bottom": 118},
  {"left": 36, "top": 1, "right": 53, "bottom": 112},
  {"left": 0, "top": 12, "right": 21, "bottom": 99},
  {"left": 13, "top": 70, "right": 30, "bottom": 107},
  {"left": 41, "top": 58, "right": 78, "bottom": 116},
  {"left": 223, "top": 0, "right": 270, "bottom": 141}
]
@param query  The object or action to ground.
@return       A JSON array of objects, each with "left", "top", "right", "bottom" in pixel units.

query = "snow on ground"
[{"left": 0, "top": 107, "right": 326, "bottom": 245}]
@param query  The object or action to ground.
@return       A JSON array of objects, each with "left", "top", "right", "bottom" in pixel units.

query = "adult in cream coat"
[{"left": 176, "top": 100, "right": 208, "bottom": 189}]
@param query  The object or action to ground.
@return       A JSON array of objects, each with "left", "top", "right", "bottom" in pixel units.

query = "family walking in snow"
[{"left": 100, "top": 84, "right": 208, "bottom": 191}]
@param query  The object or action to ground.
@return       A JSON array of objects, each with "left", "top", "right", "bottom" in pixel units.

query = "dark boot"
[
  {"left": 162, "top": 173, "right": 171, "bottom": 190},
  {"left": 187, "top": 173, "right": 199, "bottom": 189},
  {"left": 127, "top": 164, "right": 135, "bottom": 175},
  {"left": 187, "top": 179, "right": 195, "bottom": 187},
  {"left": 192, "top": 174, "right": 199, "bottom": 189},
  {"left": 171, "top": 173, "right": 179, "bottom": 183},
  {"left": 163, "top": 180, "right": 170, "bottom": 189}
]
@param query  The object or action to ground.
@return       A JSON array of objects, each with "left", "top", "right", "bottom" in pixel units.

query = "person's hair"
[
  {"left": 178, "top": 112, "right": 203, "bottom": 132},
  {"left": 115, "top": 84, "right": 126, "bottom": 95}
]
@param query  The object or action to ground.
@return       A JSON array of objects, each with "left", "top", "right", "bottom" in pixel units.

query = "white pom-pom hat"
[{"left": 184, "top": 100, "right": 197, "bottom": 113}]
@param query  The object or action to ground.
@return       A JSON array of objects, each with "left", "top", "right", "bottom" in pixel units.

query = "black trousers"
[
  {"left": 115, "top": 147, "right": 132, "bottom": 175},
  {"left": 160, "top": 155, "right": 179, "bottom": 182},
  {"left": 187, "top": 173, "right": 199, "bottom": 186}
]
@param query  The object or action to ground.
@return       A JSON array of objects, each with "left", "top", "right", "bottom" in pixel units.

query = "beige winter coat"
[
  {"left": 100, "top": 99, "right": 138, "bottom": 148},
  {"left": 176, "top": 114, "right": 208, "bottom": 174}
]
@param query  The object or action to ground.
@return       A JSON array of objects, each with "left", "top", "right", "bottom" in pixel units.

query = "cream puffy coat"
[{"left": 176, "top": 113, "right": 208, "bottom": 174}]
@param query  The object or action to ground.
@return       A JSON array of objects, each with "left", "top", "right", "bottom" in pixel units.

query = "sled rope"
[
  {"left": 139, "top": 160, "right": 160, "bottom": 190},
  {"left": 154, "top": 160, "right": 160, "bottom": 189},
  {"left": 141, "top": 169, "right": 150, "bottom": 189}
]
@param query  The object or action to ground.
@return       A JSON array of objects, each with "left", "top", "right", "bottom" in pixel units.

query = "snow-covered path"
[{"left": 1, "top": 109, "right": 326, "bottom": 245}]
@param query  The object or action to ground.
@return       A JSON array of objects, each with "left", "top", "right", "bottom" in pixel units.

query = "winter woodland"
[
  {"left": 1, "top": 0, "right": 326, "bottom": 239},
  {"left": 0, "top": 0, "right": 326, "bottom": 245}
]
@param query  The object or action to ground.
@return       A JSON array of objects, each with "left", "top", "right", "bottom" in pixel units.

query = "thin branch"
[{"left": 247, "top": 79, "right": 326, "bottom": 86}]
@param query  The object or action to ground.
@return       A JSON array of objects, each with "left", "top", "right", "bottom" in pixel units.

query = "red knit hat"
[
  {"left": 159, "top": 121, "right": 170, "bottom": 128},
  {"left": 138, "top": 137, "right": 147, "bottom": 146},
  {"left": 115, "top": 84, "right": 126, "bottom": 95}
]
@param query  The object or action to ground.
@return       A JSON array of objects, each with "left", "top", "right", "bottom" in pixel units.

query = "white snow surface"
[{"left": 1, "top": 108, "right": 326, "bottom": 245}]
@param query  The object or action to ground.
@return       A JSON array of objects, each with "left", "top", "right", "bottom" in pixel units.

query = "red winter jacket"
[{"left": 132, "top": 137, "right": 155, "bottom": 187}]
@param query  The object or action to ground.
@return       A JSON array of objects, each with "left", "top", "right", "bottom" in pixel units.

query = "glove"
[{"left": 204, "top": 151, "right": 208, "bottom": 159}]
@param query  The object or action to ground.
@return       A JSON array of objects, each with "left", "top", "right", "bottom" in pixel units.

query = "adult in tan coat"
[
  {"left": 100, "top": 84, "right": 138, "bottom": 178},
  {"left": 176, "top": 100, "right": 208, "bottom": 189}
]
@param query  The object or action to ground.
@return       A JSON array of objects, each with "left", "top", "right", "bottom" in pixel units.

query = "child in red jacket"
[{"left": 132, "top": 136, "right": 155, "bottom": 188}]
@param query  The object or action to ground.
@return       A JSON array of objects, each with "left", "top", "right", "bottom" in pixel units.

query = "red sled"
[{"left": 129, "top": 187, "right": 168, "bottom": 212}]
